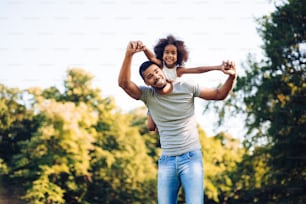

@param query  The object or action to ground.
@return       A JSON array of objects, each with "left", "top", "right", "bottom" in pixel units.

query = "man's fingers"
[
  {"left": 128, "top": 41, "right": 145, "bottom": 52},
  {"left": 128, "top": 41, "right": 135, "bottom": 49},
  {"left": 138, "top": 42, "right": 146, "bottom": 50}
]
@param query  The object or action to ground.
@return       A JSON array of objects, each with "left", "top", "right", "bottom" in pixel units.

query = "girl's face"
[{"left": 162, "top": 44, "right": 177, "bottom": 68}]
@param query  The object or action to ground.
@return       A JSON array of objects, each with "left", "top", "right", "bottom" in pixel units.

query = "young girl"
[{"left": 143, "top": 35, "right": 228, "bottom": 131}]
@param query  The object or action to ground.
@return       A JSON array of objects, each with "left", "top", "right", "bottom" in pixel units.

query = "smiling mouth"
[
  {"left": 154, "top": 78, "right": 164, "bottom": 85},
  {"left": 165, "top": 60, "right": 175, "bottom": 66}
]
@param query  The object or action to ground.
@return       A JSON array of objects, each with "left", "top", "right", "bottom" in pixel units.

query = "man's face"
[{"left": 142, "top": 64, "right": 167, "bottom": 89}]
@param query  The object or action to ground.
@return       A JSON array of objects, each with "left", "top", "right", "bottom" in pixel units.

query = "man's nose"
[{"left": 153, "top": 74, "right": 160, "bottom": 80}]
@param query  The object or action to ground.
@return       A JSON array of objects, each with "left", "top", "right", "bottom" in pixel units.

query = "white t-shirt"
[{"left": 163, "top": 65, "right": 179, "bottom": 82}]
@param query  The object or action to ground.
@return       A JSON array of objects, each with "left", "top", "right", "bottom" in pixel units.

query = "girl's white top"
[{"left": 163, "top": 64, "right": 179, "bottom": 82}]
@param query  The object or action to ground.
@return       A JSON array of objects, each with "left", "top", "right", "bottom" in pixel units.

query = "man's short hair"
[{"left": 139, "top": 61, "right": 158, "bottom": 80}]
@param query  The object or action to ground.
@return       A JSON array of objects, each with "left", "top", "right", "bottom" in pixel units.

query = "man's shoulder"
[
  {"left": 174, "top": 79, "right": 199, "bottom": 95},
  {"left": 139, "top": 85, "right": 154, "bottom": 91},
  {"left": 174, "top": 79, "right": 197, "bottom": 87},
  {"left": 139, "top": 85, "right": 155, "bottom": 100}
]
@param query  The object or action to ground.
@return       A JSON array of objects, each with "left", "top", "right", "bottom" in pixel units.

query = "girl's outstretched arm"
[
  {"left": 198, "top": 61, "right": 237, "bottom": 100},
  {"left": 176, "top": 63, "right": 225, "bottom": 77}
]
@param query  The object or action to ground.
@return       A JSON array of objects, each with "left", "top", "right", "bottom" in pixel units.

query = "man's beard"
[
  {"left": 155, "top": 83, "right": 167, "bottom": 90},
  {"left": 155, "top": 79, "right": 172, "bottom": 90},
  {"left": 154, "top": 77, "right": 166, "bottom": 88}
]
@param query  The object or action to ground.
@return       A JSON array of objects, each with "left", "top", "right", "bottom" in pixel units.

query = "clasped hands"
[
  {"left": 127, "top": 40, "right": 145, "bottom": 54},
  {"left": 221, "top": 60, "right": 236, "bottom": 77}
]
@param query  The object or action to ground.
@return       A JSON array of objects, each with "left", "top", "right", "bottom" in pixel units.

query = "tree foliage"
[
  {"left": 0, "top": 84, "right": 36, "bottom": 168},
  {"left": 0, "top": 69, "right": 157, "bottom": 203},
  {"left": 201, "top": 130, "right": 245, "bottom": 203},
  {"left": 208, "top": 0, "right": 306, "bottom": 203}
]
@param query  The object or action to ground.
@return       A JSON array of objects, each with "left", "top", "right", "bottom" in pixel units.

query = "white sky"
[{"left": 0, "top": 0, "right": 275, "bottom": 138}]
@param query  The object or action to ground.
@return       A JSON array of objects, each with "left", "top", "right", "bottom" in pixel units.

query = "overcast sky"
[{"left": 0, "top": 0, "right": 275, "bottom": 137}]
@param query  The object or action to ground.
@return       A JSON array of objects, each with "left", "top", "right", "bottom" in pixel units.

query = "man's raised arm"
[{"left": 118, "top": 41, "right": 143, "bottom": 100}]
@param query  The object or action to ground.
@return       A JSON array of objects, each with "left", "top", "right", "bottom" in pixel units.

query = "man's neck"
[{"left": 156, "top": 82, "right": 173, "bottom": 95}]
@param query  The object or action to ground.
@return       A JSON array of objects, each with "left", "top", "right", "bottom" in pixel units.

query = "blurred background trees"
[{"left": 208, "top": 0, "right": 305, "bottom": 203}]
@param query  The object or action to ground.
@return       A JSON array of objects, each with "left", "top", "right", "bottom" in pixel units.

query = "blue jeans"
[{"left": 158, "top": 149, "right": 204, "bottom": 204}]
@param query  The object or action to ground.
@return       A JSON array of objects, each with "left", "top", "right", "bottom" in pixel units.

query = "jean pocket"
[
  {"left": 187, "top": 149, "right": 202, "bottom": 159},
  {"left": 158, "top": 155, "right": 167, "bottom": 162}
]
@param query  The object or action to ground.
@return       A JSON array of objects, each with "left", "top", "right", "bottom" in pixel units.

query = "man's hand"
[
  {"left": 126, "top": 41, "right": 145, "bottom": 55},
  {"left": 222, "top": 60, "right": 236, "bottom": 77}
]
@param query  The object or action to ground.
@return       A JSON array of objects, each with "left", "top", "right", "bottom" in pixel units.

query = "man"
[{"left": 118, "top": 40, "right": 237, "bottom": 204}]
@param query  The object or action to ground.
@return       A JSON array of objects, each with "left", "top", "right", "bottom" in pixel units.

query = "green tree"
[
  {"left": 210, "top": 0, "right": 305, "bottom": 203},
  {"left": 229, "top": 146, "right": 270, "bottom": 204},
  {"left": 201, "top": 130, "right": 245, "bottom": 203},
  {"left": 0, "top": 84, "right": 36, "bottom": 168},
  {"left": 12, "top": 97, "right": 97, "bottom": 203},
  {"left": 9, "top": 68, "right": 157, "bottom": 203},
  {"left": 0, "top": 84, "right": 38, "bottom": 202}
]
